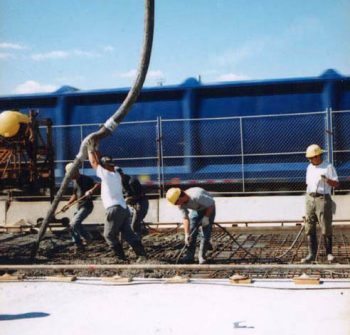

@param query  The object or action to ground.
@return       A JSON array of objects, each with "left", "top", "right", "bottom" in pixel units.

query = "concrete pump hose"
[{"left": 32, "top": 0, "right": 155, "bottom": 258}]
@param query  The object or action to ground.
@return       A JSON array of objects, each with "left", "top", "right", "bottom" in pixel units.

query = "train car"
[{"left": 0, "top": 69, "right": 349, "bottom": 195}]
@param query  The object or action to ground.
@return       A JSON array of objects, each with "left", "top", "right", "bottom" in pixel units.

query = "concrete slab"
[{"left": 1, "top": 278, "right": 349, "bottom": 335}]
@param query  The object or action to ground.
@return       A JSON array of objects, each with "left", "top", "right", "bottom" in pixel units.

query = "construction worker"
[
  {"left": 87, "top": 141, "right": 147, "bottom": 262},
  {"left": 60, "top": 163, "right": 99, "bottom": 251},
  {"left": 117, "top": 168, "right": 149, "bottom": 239},
  {"left": 166, "top": 187, "right": 215, "bottom": 264},
  {"left": 302, "top": 144, "right": 339, "bottom": 263}
]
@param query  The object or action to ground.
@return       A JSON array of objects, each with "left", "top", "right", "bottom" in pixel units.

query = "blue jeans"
[
  {"left": 186, "top": 207, "right": 215, "bottom": 259},
  {"left": 71, "top": 205, "right": 93, "bottom": 245}
]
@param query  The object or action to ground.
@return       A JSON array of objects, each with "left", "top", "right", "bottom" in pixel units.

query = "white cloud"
[
  {"left": 103, "top": 45, "right": 114, "bottom": 52},
  {"left": 72, "top": 49, "right": 100, "bottom": 57},
  {"left": 147, "top": 70, "right": 165, "bottom": 79},
  {"left": 216, "top": 73, "right": 250, "bottom": 82},
  {"left": 214, "top": 38, "right": 270, "bottom": 68},
  {"left": 119, "top": 69, "right": 165, "bottom": 81},
  {"left": 14, "top": 80, "right": 57, "bottom": 94},
  {"left": 0, "top": 42, "right": 25, "bottom": 50},
  {"left": 31, "top": 49, "right": 100, "bottom": 61},
  {"left": 120, "top": 69, "right": 138, "bottom": 79},
  {"left": 0, "top": 52, "right": 11, "bottom": 59},
  {"left": 31, "top": 51, "right": 69, "bottom": 61}
]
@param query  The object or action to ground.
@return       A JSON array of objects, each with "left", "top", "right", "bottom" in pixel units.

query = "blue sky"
[{"left": 0, "top": 0, "right": 349, "bottom": 95}]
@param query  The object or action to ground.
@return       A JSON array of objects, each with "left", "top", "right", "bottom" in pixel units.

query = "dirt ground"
[{"left": 1, "top": 224, "right": 350, "bottom": 278}]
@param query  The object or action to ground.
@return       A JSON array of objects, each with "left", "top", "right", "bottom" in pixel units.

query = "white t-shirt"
[
  {"left": 306, "top": 161, "right": 338, "bottom": 194},
  {"left": 96, "top": 165, "right": 126, "bottom": 209}
]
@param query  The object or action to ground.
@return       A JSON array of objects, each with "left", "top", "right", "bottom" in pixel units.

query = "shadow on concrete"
[{"left": 0, "top": 312, "right": 50, "bottom": 321}]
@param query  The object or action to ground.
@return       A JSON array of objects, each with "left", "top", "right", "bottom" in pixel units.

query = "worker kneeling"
[{"left": 166, "top": 187, "right": 215, "bottom": 264}]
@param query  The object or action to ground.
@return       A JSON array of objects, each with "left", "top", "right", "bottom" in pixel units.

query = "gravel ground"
[{"left": 1, "top": 225, "right": 350, "bottom": 278}]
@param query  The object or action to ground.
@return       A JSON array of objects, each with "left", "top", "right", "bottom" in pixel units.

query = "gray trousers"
[
  {"left": 104, "top": 205, "right": 139, "bottom": 249},
  {"left": 305, "top": 194, "right": 333, "bottom": 237},
  {"left": 130, "top": 197, "right": 149, "bottom": 236}
]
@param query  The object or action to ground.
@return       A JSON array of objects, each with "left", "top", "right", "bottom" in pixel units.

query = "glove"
[
  {"left": 60, "top": 205, "right": 69, "bottom": 213},
  {"left": 86, "top": 139, "right": 98, "bottom": 153},
  {"left": 85, "top": 190, "right": 92, "bottom": 198},
  {"left": 184, "top": 234, "right": 191, "bottom": 247},
  {"left": 201, "top": 216, "right": 210, "bottom": 227}
]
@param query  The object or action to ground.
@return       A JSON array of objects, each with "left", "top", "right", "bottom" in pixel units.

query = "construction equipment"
[{"left": 0, "top": 110, "right": 55, "bottom": 200}]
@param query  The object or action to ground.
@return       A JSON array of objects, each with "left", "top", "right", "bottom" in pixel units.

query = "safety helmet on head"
[
  {"left": 305, "top": 144, "right": 324, "bottom": 158},
  {"left": 100, "top": 156, "right": 113, "bottom": 166},
  {"left": 166, "top": 188, "right": 182, "bottom": 205}
]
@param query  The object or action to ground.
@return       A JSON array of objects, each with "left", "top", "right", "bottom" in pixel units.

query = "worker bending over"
[
  {"left": 118, "top": 168, "right": 149, "bottom": 239},
  {"left": 302, "top": 144, "right": 339, "bottom": 263},
  {"left": 166, "top": 187, "right": 215, "bottom": 264},
  {"left": 87, "top": 141, "right": 147, "bottom": 262},
  {"left": 60, "top": 163, "right": 99, "bottom": 251}
]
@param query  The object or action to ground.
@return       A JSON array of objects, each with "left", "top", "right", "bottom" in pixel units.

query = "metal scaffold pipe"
[{"left": 31, "top": 0, "right": 155, "bottom": 258}]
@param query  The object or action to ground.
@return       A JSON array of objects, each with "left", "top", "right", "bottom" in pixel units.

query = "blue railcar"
[{"left": 1, "top": 69, "right": 349, "bottom": 193}]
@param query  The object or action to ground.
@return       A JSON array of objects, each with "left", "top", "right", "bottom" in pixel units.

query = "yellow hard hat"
[
  {"left": 65, "top": 162, "right": 75, "bottom": 174},
  {"left": 166, "top": 187, "right": 181, "bottom": 205},
  {"left": 305, "top": 144, "right": 324, "bottom": 158},
  {"left": 0, "top": 111, "right": 29, "bottom": 138}
]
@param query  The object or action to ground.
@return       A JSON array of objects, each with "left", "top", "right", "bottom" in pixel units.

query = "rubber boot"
[
  {"left": 181, "top": 242, "right": 196, "bottom": 264},
  {"left": 198, "top": 240, "right": 208, "bottom": 264},
  {"left": 131, "top": 241, "right": 147, "bottom": 262},
  {"left": 112, "top": 243, "right": 127, "bottom": 261},
  {"left": 324, "top": 236, "right": 335, "bottom": 263},
  {"left": 301, "top": 235, "right": 317, "bottom": 263}
]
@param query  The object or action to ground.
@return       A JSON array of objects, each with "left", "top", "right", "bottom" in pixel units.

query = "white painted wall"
[{"left": 1, "top": 194, "right": 349, "bottom": 227}]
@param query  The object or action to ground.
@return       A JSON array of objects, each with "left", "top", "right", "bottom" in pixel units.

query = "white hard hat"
[
  {"left": 305, "top": 144, "right": 324, "bottom": 158},
  {"left": 166, "top": 188, "right": 181, "bottom": 205}
]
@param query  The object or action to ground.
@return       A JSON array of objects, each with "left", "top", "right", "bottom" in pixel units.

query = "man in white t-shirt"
[
  {"left": 302, "top": 144, "right": 339, "bottom": 263},
  {"left": 87, "top": 144, "right": 147, "bottom": 262}
]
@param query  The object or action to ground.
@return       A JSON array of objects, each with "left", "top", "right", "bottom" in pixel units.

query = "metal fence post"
[
  {"left": 239, "top": 117, "right": 245, "bottom": 192},
  {"left": 156, "top": 116, "right": 164, "bottom": 199},
  {"left": 326, "top": 107, "right": 334, "bottom": 165}
]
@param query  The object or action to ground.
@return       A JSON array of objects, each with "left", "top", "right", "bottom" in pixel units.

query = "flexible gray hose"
[{"left": 31, "top": 0, "right": 155, "bottom": 258}]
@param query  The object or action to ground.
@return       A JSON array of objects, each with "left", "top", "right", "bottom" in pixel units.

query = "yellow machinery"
[{"left": 0, "top": 110, "right": 55, "bottom": 200}]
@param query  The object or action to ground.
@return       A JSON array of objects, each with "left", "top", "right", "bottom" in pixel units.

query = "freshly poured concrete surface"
[{"left": 1, "top": 279, "right": 350, "bottom": 335}]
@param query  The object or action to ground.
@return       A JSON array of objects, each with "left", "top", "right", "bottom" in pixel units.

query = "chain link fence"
[{"left": 52, "top": 110, "right": 350, "bottom": 196}]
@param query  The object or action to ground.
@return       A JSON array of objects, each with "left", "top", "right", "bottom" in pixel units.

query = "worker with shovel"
[
  {"left": 302, "top": 144, "right": 339, "bottom": 263},
  {"left": 166, "top": 187, "right": 215, "bottom": 264},
  {"left": 59, "top": 163, "right": 99, "bottom": 252}
]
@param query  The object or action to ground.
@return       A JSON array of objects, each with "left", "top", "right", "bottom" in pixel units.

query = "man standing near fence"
[
  {"left": 302, "top": 144, "right": 339, "bottom": 264},
  {"left": 166, "top": 187, "right": 215, "bottom": 264},
  {"left": 117, "top": 168, "right": 149, "bottom": 240},
  {"left": 87, "top": 141, "right": 147, "bottom": 262}
]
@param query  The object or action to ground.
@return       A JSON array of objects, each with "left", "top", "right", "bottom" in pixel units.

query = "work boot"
[
  {"left": 131, "top": 241, "right": 147, "bottom": 258},
  {"left": 301, "top": 235, "right": 317, "bottom": 264},
  {"left": 198, "top": 240, "right": 209, "bottom": 264},
  {"left": 112, "top": 243, "right": 127, "bottom": 261},
  {"left": 324, "top": 236, "right": 335, "bottom": 263},
  {"left": 180, "top": 243, "right": 195, "bottom": 264},
  {"left": 73, "top": 243, "right": 85, "bottom": 255}
]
